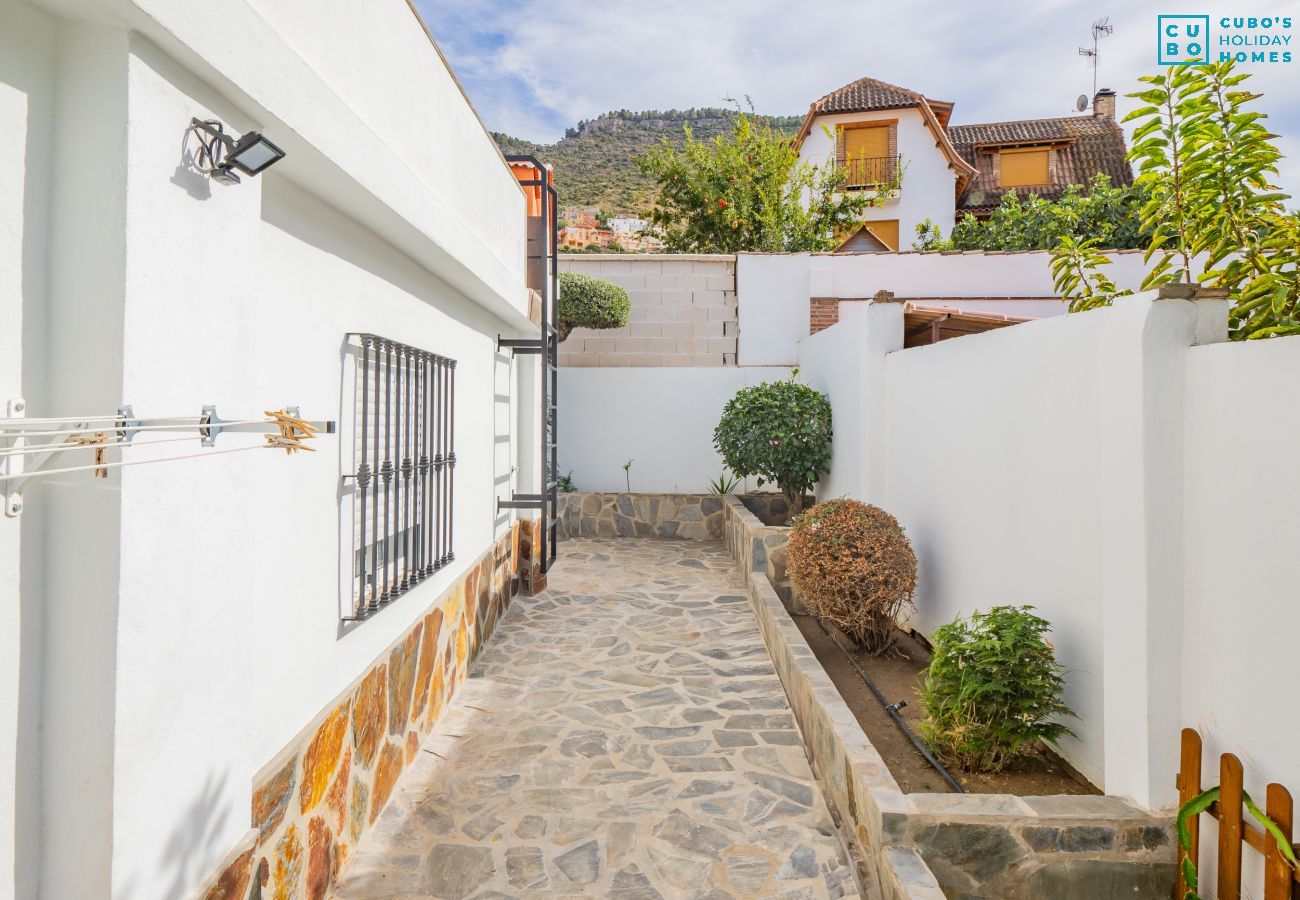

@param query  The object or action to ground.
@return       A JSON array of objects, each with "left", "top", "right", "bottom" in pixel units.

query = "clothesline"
[
  {"left": 0, "top": 441, "right": 278, "bottom": 482},
  {"left": 0, "top": 434, "right": 200, "bottom": 459},
  {"left": 0, "top": 418, "right": 271, "bottom": 439}
]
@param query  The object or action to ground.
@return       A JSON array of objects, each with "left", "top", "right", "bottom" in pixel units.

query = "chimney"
[{"left": 1093, "top": 88, "right": 1116, "bottom": 118}]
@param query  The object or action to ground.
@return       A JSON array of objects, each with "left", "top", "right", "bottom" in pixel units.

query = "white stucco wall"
[
  {"left": 737, "top": 250, "right": 1152, "bottom": 366},
  {"left": 1182, "top": 336, "right": 1300, "bottom": 898},
  {"left": 557, "top": 367, "right": 790, "bottom": 494},
  {"left": 1, "top": 2, "right": 537, "bottom": 897},
  {"left": 797, "top": 292, "right": 1239, "bottom": 806},
  {"left": 798, "top": 108, "right": 958, "bottom": 242}
]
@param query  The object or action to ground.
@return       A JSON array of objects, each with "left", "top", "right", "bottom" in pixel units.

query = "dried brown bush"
[{"left": 787, "top": 499, "right": 917, "bottom": 654}]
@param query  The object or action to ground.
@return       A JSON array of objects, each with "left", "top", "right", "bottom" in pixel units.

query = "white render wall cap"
[{"left": 559, "top": 253, "right": 737, "bottom": 262}]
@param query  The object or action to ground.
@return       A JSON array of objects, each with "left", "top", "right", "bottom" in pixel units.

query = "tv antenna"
[{"left": 1078, "top": 17, "right": 1114, "bottom": 100}]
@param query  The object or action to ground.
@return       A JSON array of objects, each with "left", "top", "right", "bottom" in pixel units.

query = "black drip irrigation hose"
[{"left": 813, "top": 617, "right": 966, "bottom": 794}]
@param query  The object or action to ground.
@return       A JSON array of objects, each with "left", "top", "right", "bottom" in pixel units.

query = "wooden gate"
[{"left": 1176, "top": 728, "right": 1298, "bottom": 899}]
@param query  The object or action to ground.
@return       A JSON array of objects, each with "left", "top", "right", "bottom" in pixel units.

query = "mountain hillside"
[{"left": 495, "top": 108, "right": 802, "bottom": 215}]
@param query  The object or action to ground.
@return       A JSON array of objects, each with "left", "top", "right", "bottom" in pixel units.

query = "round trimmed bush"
[
  {"left": 557, "top": 271, "right": 630, "bottom": 342},
  {"left": 786, "top": 499, "right": 916, "bottom": 654},
  {"left": 712, "top": 378, "right": 831, "bottom": 516}
]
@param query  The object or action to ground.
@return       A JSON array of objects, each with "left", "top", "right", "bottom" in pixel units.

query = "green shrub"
[
  {"left": 918, "top": 605, "right": 1076, "bottom": 773},
  {"left": 786, "top": 499, "right": 917, "bottom": 654},
  {"left": 557, "top": 271, "right": 630, "bottom": 342},
  {"left": 712, "top": 376, "right": 831, "bottom": 515}
]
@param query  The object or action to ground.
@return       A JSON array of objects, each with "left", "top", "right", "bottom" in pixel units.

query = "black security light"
[{"left": 189, "top": 118, "right": 286, "bottom": 185}]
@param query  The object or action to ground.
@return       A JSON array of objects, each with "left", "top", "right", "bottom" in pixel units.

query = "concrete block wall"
[{"left": 558, "top": 254, "right": 737, "bottom": 366}]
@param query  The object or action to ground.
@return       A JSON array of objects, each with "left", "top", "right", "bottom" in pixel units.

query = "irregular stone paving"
[{"left": 331, "top": 538, "right": 857, "bottom": 899}]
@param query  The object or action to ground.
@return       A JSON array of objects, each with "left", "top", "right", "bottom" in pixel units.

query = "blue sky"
[{"left": 415, "top": 0, "right": 1300, "bottom": 196}]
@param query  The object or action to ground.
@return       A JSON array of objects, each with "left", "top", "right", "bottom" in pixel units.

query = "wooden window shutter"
[
  {"left": 888, "top": 123, "right": 897, "bottom": 160},
  {"left": 835, "top": 126, "right": 846, "bottom": 166},
  {"left": 1000, "top": 148, "right": 1049, "bottom": 187}
]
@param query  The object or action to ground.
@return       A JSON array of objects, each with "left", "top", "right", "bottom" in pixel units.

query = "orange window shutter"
[
  {"left": 845, "top": 126, "right": 889, "bottom": 161},
  {"left": 1001, "top": 149, "right": 1049, "bottom": 187}
]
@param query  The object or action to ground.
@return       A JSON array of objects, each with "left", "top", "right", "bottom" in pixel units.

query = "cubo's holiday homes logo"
[{"left": 1159, "top": 14, "right": 1293, "bottom": 65}]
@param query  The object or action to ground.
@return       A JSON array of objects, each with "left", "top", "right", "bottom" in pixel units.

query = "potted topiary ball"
[
  {"left": 786, "top": 499, "right": 917, "bottom": 654},
  {"left": 557, "top": 271, "right": 631, "bottom": 342}
]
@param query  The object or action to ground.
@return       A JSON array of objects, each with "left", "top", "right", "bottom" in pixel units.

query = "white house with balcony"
[{"left": 795, "top": 77, "right": 1132, "bottom": 251}]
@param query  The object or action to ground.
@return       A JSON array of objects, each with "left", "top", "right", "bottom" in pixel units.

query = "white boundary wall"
[
  {"left": 558, "top": 368, "right": 790, "bottom": 494},
  {"left": 738, "top": 250, "right": 1153, "bottom": 366},
  {"left": 798, "top": 291, "right": 1300, "bottom": 817}
]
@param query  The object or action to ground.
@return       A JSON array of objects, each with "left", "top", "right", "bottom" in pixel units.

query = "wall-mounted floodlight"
[{"left": 189, "top": 118, "right": 286, "bottom": 185}]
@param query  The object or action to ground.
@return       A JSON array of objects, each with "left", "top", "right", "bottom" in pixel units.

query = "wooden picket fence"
[{"left": 1176, "top": 728, "right": 1298, "bottom": 899}]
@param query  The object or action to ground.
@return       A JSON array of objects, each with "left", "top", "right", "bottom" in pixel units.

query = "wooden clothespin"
[
  {"left": 264, "top": 410, "right": 317, "bottom": 455},
  {"left": 68, "top": 431, "right": 110, "bottom": 477}
]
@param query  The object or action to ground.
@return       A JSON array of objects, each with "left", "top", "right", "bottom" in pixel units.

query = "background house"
[
  {"left": 0, "top": 1, "right": 545, "bottom": 898},
  {"left": 794, "top": 77, "right": 1131, "bottom": 250}
]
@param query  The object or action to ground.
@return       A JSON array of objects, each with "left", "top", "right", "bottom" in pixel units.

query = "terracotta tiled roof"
[
  {"left": 812, "top": 76, "right": 927, "bottom": 114},
  {"left": 948, "top": 114, "right": 1132, "bottom": 213}
]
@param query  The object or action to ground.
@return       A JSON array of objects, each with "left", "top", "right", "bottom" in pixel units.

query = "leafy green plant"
[
  {"left": 622, "top": 458, "right": 634, "bottom": 492},
  {"left": 946, "top": 175, "right": 1153, "bottom": 252},
  {"left": 557, "top": 271, "right": 630, "bottom": 342},
  {"left": 708, "top": 471, "right": 740, "bottom": 495},
  {"left": 712, "top": 375, "right": 831, "bottom": 516},
  {"left": 918, "top": 605, "right": 1076, "bottom": 773},
  {"left": 1050, "top": 235, "right": 1130, "bottom": 312},
  {"left": 786, "top": 499, "right": 917, "bottom": 654},
  {"left": 636, "top": 107, "right": 895, "bottom": 253},
  {"left": 1178, "top": 786, "right": 1298, "bottom": 899},
  {"left": 556, "top": 470, "right": 576, "bottom": 493},
  {"left": 912, "top": 218, "right": 952, "bottom": 251},
  {"left": 1053, "top": 60, "right": 1300, "bottom": 338}
]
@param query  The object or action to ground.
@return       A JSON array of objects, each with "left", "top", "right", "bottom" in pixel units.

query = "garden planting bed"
[
  {"left": 721, "top": 494, "right": 1176, "bottom": 899},
  {"left": 792, "top": 617, "right": 1099, "bottom": 796}
]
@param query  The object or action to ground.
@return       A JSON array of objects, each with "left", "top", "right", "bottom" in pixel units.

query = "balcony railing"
[{"left": 837, "top": 155, "right": 899, "bottom": 190}]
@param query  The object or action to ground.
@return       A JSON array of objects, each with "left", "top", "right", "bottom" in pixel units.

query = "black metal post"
[
  {"left": 400, "top": 343, "right": 413, "bottom": 592},
  {"left": 357, "top": 336, "right": 372, "bottom": 615},
  {"left": 433, "top": 356, "right": 444, "bottom": 571},
  {"left": 447, "top": 360, "right": 456, "bottom": 563},
  {"left": 380, "top": 340, "right": 394, "bottom": 603}
]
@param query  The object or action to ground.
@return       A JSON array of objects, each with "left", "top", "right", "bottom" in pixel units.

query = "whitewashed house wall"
[
  {"left": 0, "top": 1, "right": 540, "bottom": 898},
  {"left": 797, "top": 107, "right": 960, "bottom": 243}
]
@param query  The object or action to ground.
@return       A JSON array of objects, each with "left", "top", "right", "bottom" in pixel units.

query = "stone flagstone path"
[{"left": 330, "top": 538, "right": 858, "bottom": 899}]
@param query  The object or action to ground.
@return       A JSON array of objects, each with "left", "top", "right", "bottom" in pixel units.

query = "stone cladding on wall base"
[
  {"left": 721, "top": 496, "right": 1178, "bottom": 899},
  {"left": 557, "top": 492, "right": 725, "bottom": 540},
  {"left": 196, "top": 519, "right": 542, "bottom": 900}
]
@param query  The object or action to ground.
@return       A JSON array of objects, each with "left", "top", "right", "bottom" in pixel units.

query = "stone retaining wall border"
[
  {"left": 194, "top": 519, "right": 543, "bottom": 900},
  {"left": 723, "top": 498, "right": 1178, "bottom": 898}
]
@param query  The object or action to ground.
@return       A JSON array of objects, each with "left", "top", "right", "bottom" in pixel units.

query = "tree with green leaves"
[
  {"left": 712, "top": 375, "right": 831, "bottom": 515},
  {"left": 637, "top": 113, "right": 894, "bottom": 253},
  {"left": 919, "top": 175, "right": 1152, "bottom": 252},
  {"left": 1052, "top": 60, "right": 1300, "bottom": 339},
  {"left": 557, "top": 271, "right": 630, "bottom": 342}
]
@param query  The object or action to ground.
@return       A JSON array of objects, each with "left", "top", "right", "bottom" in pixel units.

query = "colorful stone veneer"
[{"left": 198, "top": 518, "right": 544, "bottom": 900}]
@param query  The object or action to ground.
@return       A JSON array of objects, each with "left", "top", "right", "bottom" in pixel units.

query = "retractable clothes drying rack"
[{"left": 0, "top": 397, "right": 336, "bottom": 517}]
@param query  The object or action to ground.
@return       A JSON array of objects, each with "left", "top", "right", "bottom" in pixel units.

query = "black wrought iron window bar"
[{"left": 343, "top": 333, "right": 455, "bottom": 621}]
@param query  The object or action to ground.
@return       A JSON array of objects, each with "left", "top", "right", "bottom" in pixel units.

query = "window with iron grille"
[{"left": 344, "top": 333, "right": 455, "bottom": 621}]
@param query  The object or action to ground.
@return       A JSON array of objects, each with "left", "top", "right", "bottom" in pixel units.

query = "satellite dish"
[{"left": 1076, "top": 94, "right": 1089, "bottom": 112}]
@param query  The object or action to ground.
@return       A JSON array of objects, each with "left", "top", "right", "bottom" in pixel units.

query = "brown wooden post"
[
  {"left": 1263, "top": 783, "right": 1294, "bottom": 900},
  {"left": 1177, "top": 728, "right": 1203, "bottom": 900},
  {"left": 1220, "top": 753, "right": 1245, "bottom": 900}
]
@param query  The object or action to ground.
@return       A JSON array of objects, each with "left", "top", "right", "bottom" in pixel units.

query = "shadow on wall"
[
  {"left": 154, "top": 772, "right": 232, "bottom": 900},
  {"left": 258, "top": 177, "right": 500, "bottom": 338}
]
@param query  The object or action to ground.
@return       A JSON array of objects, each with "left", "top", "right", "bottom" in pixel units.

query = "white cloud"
[{"left": 417, "top": 0, "right": 1300, "bottom": 197}]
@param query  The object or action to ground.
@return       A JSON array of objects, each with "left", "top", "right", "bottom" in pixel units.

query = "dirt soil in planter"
[{"left": 794, "top": 615, "right": 1099, "bottom": 796}]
